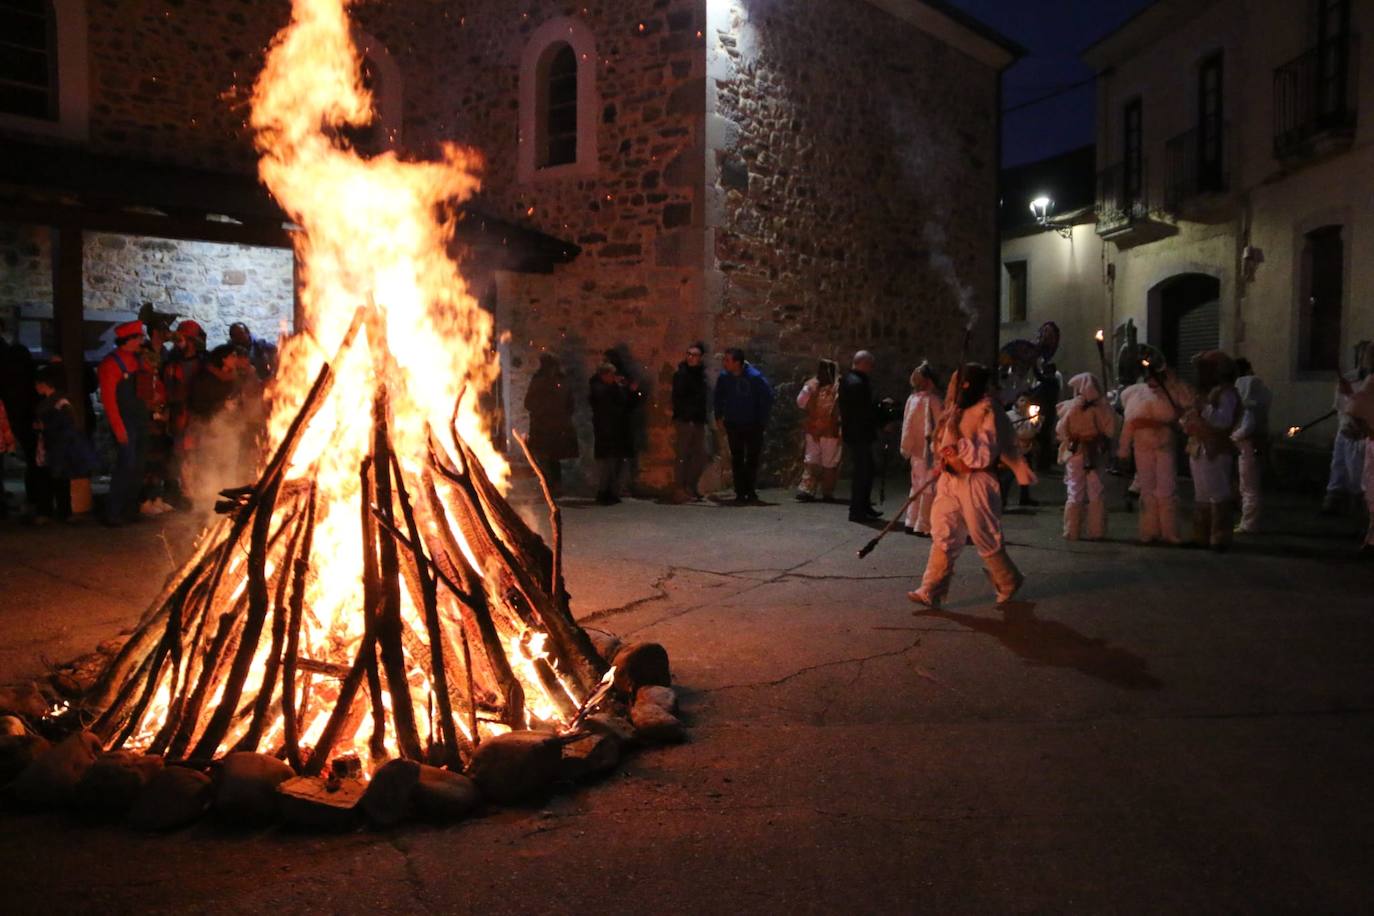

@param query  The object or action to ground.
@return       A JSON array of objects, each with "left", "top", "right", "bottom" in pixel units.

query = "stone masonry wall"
[
  {"left": 0, "top": 221, "right": 293, "bottom": 351},
  {"left": 82, "top": 233, "right": 295, "bottom": 340},
  {"left": 706, "top": 0, "right": 1001, "bottom": 478},
  {"left": 380, "top": 0, "right": 710, "bottom": 490}
]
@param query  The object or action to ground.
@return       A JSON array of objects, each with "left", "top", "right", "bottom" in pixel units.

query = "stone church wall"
[{"left": 705, "top": 0, "right": 1001, "bottom": 476}]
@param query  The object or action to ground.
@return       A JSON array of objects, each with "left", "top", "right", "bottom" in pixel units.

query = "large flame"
[{"left": 117, "top": 0, "right": 588, "bottom": 766}]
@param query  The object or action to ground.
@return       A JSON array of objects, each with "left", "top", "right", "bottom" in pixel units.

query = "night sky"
[{"left": 943, "top": 0, "right": 1158, "bottom": 167}]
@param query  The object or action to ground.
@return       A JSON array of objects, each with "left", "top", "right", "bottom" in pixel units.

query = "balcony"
[
  {"left": 1164, "top": 123, "right": 1234, "bottom": 220},
  {"left": 1096, "top": 160, "right": 1176, "bottom": 247},
  {"left": 1274, "top": 35, "right": 1359, "bottom": 161}
]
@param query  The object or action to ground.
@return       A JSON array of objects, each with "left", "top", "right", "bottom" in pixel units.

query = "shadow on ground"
[{"left": 915, "top": 601, "right": 1164, "bottom": 690}]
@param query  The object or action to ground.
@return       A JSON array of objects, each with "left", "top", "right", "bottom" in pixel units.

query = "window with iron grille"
[
  {"left": 1315, "top": 0, "right": 1352, "bottom": 125},
  {"left": 541, "top": 44, "right": 578, "bottom": 169},
  {"left": 0, "top": 0, "right": 58, "bottom": 121},
  {"left": 1122, "top": 99, "right": 1143, "bottom": 206},
  {"left": 1197, "top": 53, "right": 1224, "bottom": 192},
  {"left": 1298, "top": 224, "right": 1344, "bottom": 372},
  {"left": 1005, "top": 261, "right": 1028, "bottom": 323}
]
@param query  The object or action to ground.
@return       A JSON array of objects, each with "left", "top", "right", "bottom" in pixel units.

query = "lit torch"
[
  {"left": 1094, "top": 328, "right": 1110, "bottom": 392},
  {"left": 1286, "top": 410, "right": 1337, "bottom": 438}
]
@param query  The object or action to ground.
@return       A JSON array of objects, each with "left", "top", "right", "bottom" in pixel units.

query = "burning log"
[{"left": 77, "top": 0, "right": 620, "bottom": 787}]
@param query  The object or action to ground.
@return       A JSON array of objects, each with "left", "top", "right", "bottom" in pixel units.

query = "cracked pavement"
[{"left": 1, "top": 476, "right": 1372, "bottom": 913}]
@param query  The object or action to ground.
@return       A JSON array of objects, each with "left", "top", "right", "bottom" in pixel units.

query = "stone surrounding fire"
[{"left": 0, "top": 633, "right": 676, "bottom": 832}]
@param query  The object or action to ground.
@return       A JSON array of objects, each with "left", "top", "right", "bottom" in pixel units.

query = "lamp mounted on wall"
[{"left": 1029, "top": 194, "right": 1073, "bottom": 239}]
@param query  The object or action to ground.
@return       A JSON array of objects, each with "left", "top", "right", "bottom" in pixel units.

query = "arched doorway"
[{"left": 1152, "top": 273, "right": 1220, "bottom": 385}]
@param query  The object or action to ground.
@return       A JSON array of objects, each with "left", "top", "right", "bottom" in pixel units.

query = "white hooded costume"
[
  {"left": 1117, "top": 375, "right": 1187, "bottom": 543},
  {"left": 1055, "top": 372, "right": 1117, "bottom": 540},
  {"left": 899, "top": 382, "right": 942, "bottom": 534},
  {"left": 1340, "top": 376, "right": 1374, "bottom": 547},
  {"left": 1232, "top": 372, "right": 1273, "bottom": 533},
  {"left": 909, "top": 369, "right": 1024, "bottom": 607}
]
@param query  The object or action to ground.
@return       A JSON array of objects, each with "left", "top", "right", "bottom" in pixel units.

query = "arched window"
[
  {"left": 519, "top": 18, "right": 597, "bottom": 182},
  {"left": 540, "top": 44, "right": 578, "bottom": 168},
  {"left": 0, "top": 0, "right": 58, "bottom": 120},
  {"left": 0, "top": 0, "right": 88, "bottom": 140}
]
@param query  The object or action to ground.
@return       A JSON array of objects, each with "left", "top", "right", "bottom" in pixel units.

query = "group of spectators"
[
  {"left": 524, "top": 344, "right": 903, "bottom": 521},
  {"left": 0, "top": 308, "right": 277, "bottom": 526}
]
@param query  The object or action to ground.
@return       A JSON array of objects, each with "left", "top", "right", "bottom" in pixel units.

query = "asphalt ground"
[{"left": 0, "top": 472, "right": 1370, "bottom": 914}]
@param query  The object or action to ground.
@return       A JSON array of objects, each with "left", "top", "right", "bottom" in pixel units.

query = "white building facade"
[{"left": 1001, "top": 0, "right": 1372, "bottom": 470}]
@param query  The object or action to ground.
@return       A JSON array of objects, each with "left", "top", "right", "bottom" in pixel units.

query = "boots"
[
  {"left": 1086, "top": 499, "right": 1108, "bottom": 541},
  {"left": 908, "top": 547, "right": 952, "bottom": 607},
  {"left": 1210, "top": 501, "right": 1234, "bottom": 551},
  {"left": 1062, "top": 503, "right": 1082, "bottom": 540},
  {"left": 1138, "top": 495, "right": 1160, "bottom": 543},
  {"left": 796, "top": 463, "right": 820, "bottom": 501},
  {"left": 1192, "top": 505, "right": 1212, "bottom": 547},
  {"left": 982, "top": 548, "right": 1025, "bottom": 604},
  {"left": 1237, "top": 494, "right": 1260, "bottom": 534},
  {"left": 1158, "top": 497, "right": 1181, "bottom": 544}
]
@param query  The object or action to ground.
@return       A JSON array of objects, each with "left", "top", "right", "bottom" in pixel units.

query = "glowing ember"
[
  {"left": 1287, "top": 426, "right": 1301, "bottom": 439},
  {"left": 83, "top": 0, "right": 608, "bottom": 775}
]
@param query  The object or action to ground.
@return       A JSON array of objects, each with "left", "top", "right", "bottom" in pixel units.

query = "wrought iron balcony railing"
[
  {"left": 1096, "top": 160, "right": 1149, "bottom": 233},
  {"left": 1164, "top": 123, "right": 1231, "bottom": 211},
  {"left": 1274, "top": 34, "right": 1360, "bottom": 158}
]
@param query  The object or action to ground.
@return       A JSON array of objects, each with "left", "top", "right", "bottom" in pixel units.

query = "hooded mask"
[
  {"left": 1067, "top": 372, "right": 1103, "bottom": 403},
  {"left": 1192, "top": 350, "right": 1236, "bottom": 391}
]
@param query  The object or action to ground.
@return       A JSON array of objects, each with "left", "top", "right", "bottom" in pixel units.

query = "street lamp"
[{"left": 1029, "top": 193, "right": 1072, "bottom": 238}]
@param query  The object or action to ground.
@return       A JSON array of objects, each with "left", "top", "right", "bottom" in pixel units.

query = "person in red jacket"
[{"left": 99, "top": 320, "right": 151, "bottom": 525}]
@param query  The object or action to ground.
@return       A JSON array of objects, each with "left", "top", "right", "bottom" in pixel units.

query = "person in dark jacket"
[
  {"left": 31, "top": 364, "right": 98, "bottom": 522},
  {"left": 839, "top": 350, "right": 895, "bottom": 522},
  {"left": 671, "top": 341, "right": 711, "bottom": 502},
  {"left": 713, "top": 347, "right": 774, "bottom": 504},
  {"left": 589, "top": 361, "right": 642, "bottom": 504},
  {"left": 524, "top": 353, "right": 579, "bottom": 494}
]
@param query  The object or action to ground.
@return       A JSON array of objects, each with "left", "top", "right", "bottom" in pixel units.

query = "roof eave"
[{"left": 863, "top": 0, "right": 1025, "bottom": 71}]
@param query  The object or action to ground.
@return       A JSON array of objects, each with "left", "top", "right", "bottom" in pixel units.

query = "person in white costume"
[
  {"left": 1338, "top": 367, "right": 1374, "bottom": 553},
  {"left": 1323, "top": 341, "right": 1371, "bottom": 516},
  {"left": 908, "top": 363, "right": 1024, "bottom": 607},
  {"left": 1005, "top": 393, "right": 1042, "bottom": 507},
  {"left": 1117, "top": 361, "right": 1188, "bottom": 544},
  {"left": 1055, "top": 372, "right": 1117, "bottom": 541},
  {"left": 898, "top": 362, "right": 942, "bottom": 536},
  {"left": 1183, "top": 350, "right": 1241, "bottom": 550},
  {"left": 1231, "top": 357, "right": 1272, "bottom": 534},
  {"left": 794, "top": 359, "right": 842, "bottom": 502}
]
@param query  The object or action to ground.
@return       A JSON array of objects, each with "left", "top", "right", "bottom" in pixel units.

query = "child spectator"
[{"left": 32, "top": 364, "right": 98, "bottom": 522}]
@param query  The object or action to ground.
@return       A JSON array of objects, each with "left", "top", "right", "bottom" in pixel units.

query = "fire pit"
[{"left": 0, "top": 0, "right": 683, "bottom": 830}]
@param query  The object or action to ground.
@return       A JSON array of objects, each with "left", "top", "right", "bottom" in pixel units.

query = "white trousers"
[
  {"left": 1132, "top": 444, "right": 1176, "bottom": 500},
  {"left": 1236, "top": 440, "right": 1261, "bottom": 531},
  {"left": 929, "top": 471, "right": 1003, "bottom": 560},
  {"left": 1327, "top": 435, "right": 1366, "bottom": 495},
  {"left": 803, "top": 434, "right": 843, "bottom": 469},
  {"left": 1191, "top": 453, "right": 1232, "bottom": 505},
  {"left": 904, "top": 457, "right": 937, "bottom": 533},
  {"left": 1063, "top": 453, "right": 1105, "bottom": 506}
]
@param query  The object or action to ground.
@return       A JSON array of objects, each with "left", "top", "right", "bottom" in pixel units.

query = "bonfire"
[{"left": 80, "top": 0, "right": 616, "bottom": 777}]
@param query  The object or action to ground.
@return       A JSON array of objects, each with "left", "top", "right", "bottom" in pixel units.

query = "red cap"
[
  {"left": 114, "top": 319, "right": 145, "bottom": 340},
  {"left": 175, "top": 319, "right": 204, "bottom": 339}
]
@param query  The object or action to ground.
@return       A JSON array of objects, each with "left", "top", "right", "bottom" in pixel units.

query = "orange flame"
[{"left": 120, "top": 0, "right": 589, "bottom": 765}]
